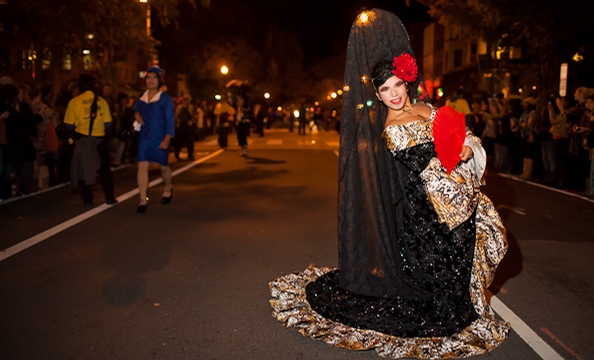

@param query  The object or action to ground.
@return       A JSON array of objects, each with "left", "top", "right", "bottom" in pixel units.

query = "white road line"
[
  {"left": 496, "top": 204, "right": 527, "bottom": 215},
  {"left": 491, "top": 296, "right": 564, "bottom": 359},
  {"left": 0, "top": 149, "right": 223, "bottom": 262},
  {"left": 498, "top": 173, "right": 594, "bottom": 203}
]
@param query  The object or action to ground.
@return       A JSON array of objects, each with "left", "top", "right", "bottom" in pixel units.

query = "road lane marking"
[
  {"left": 0, "top": 149, "right": 224, "bottom": 262},
  {"left": 495, "top": 204, "right": 526, "bottom": 215},
  {"left": 498, "top": 173, "right": 594, "bottom": 203},
  {"left": 490, "top": 296, "right": 564, "bottom": 360}
]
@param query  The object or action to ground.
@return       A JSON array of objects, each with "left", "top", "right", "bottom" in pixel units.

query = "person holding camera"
[{"left": 548, "top": 95, "right": 569, "bottom": 188}]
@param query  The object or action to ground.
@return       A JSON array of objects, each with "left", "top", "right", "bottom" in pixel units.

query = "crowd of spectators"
[
  {"left": 447, "top": 87, "right": 594, "bottom": 198},
  {"left": 0, "top": 75, "right": 219, "bottom": 202},
  {"left": 0, "top": 75, "right": 325, "bottom": 203},
  {"left": 5, "top": 73, "right": 589, "bottom": 202}
]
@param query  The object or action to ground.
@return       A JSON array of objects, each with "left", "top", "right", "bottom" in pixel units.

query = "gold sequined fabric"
[
  {"left": 270, "top": 217, "right": 509, "bottom": 358},
  {"left": 382, "top": 112, "right": 481, "bottom": 231}
]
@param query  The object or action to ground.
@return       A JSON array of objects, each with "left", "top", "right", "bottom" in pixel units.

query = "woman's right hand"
[{"left": 135, "top": 112, "right": 144, "bottom": 125}]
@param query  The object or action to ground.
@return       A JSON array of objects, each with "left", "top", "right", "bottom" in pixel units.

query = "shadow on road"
[
  {"left": 483, "top": 175, "right": 524, "bottom": 295},
  {"left": 490, "top": 230, "right": 523, "bottom": 295},
  {"left": 245, "top": 156, "right": 287, "bottom": 165}
]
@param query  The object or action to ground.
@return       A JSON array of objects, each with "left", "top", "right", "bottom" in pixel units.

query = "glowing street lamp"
[
  {"left": 331, "top": 92, "right": 338, "bottom": 99},
  {"left": 220, "top": 65, "right": 229, "bottom": 75},
  {"left": 139, "top": 0, "right": 151, "bottom": 36},
  {"left": 264, "top": 92, "right": 270, "bottom": 99}
]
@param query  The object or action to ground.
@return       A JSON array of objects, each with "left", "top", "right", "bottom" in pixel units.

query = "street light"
[
  {"left": 139, "top": 0, "right": 151, "bottom": 36},
  {"left": 220, "top": 65, "right": 229, "bottom": 75},
  {"left": 264, "top": 92, "right": 270, "bottom": 99}
]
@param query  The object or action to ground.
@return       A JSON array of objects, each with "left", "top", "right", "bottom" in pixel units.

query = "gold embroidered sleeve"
[{"left": 419, "top": 157, "right": 481, "bottom": 230}]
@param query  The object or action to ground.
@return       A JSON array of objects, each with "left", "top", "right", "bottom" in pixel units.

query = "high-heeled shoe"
[
  {"left": 137, "top": 197, "right": 149, "bottom": 213},
  {"left": 161, "top": 187, "right": 173, "bottom": 204}
]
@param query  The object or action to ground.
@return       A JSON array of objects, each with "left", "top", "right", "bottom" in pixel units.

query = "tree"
[
  {"left": 414, "top": 0, "right": 594, "bottom": 95},
  {"left": 4, "top": 0, "right": 202, "bottom": 88},
  {"left": 184, "top": 37, "right": 264, "bottom": 100}
]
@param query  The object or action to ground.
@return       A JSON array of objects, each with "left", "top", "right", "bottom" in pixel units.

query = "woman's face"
[
  {"left": 574, "top": 90, "right": 585, "bottom": 104},
  {"left": 481, "top": 101, "right": 488, "bottom": 112},
  {"left": 376, "top": 75, "right": 408, "bottom": 111},
  {"left": 145, "top": 73, "right": 160, "bottom": 90}
]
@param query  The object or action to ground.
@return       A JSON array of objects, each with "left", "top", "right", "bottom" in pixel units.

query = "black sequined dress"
[{"left": 306, "top": 111, "right": 481, "bottom": 338}]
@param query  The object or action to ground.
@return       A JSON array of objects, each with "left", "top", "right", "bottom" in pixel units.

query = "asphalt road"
[{"left": 0, "top": 128, "right": 592, "bottom": 360}]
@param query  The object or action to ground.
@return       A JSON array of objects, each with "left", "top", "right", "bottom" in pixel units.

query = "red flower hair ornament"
[{"left": 392, "top": 53, "right": 418, "bottom": 83}]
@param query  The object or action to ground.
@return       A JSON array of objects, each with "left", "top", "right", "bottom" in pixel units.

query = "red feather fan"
[{"left": 433, "top": 106, "right": 466, "bottom": 174}]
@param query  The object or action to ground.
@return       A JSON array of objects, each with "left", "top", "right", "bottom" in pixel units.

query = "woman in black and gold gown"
[{"left": 270, "top": 9, "right": 509, "bottom": 359}]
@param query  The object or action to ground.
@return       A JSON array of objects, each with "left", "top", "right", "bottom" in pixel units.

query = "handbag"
[{"left": 568, "top": 133, "right": 580, "bottom": 156}]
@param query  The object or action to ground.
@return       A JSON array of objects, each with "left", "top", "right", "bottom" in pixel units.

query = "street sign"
[{"left": 559, "top": 63, "right": 568, "bottom": 97}]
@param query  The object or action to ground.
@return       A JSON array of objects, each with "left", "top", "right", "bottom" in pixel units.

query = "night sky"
[{"left": 155, "top": 0, "right": 431, "bottom": 68}]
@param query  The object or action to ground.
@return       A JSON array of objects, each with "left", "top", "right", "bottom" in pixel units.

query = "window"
[
  {"left": 41, "top": 48, "right": 51, "bottom": 70},
  {"left": 62, "top": 51, "right": 72, "bottom": 70},
  {"left": 83, "top": 49, "right": 92, "bottom": 70},
  {"left": 21, "top": 49, "right": 37, "bottom": 70},
  {"left": 470, "top": 43, "right": 477, "bottom": 64},
  {"left": 454, "top": 49, "right": 462, "bottom": 68}
]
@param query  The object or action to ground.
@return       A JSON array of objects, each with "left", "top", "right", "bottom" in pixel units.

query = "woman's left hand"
[
  {"left": 460, "top": 146, "right": 473, "bottom": 162},
  {"left": 159, "top": 138, "right": 170, "bottom": 150}
]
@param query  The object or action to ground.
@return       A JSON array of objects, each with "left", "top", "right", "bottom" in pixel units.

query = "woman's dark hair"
[
  {"left": 371, "top": 57, "right": 424, "bottom": 103},
  {"left": 371, "top": 59, "right": 396, "bottom": 90},
  {"left": 117, "top": 92, "right": 129, "bottom": 102}
]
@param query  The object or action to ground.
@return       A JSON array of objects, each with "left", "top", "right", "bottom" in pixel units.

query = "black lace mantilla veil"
[
  {"left": 269, "top": 8, "right": 510, "bottom": 359},
  {"left": 337, "top": 8, "right": 427, "bottom": 299}
]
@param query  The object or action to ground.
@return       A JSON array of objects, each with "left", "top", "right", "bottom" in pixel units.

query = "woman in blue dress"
[{"left": 134, "top": 66, "right": 175, "bottom": 213}]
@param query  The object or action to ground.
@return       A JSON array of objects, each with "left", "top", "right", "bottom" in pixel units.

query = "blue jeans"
[{"left": 541, "top": 140, "right": 555, "bottom": 183}]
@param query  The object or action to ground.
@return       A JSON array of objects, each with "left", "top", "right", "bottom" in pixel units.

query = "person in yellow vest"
[
  {"left": 64, "top": 74, "right": 117, "bottom": 205},
  {"left": 445, "top": 88, "right": 471, "bottom": 115}
]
